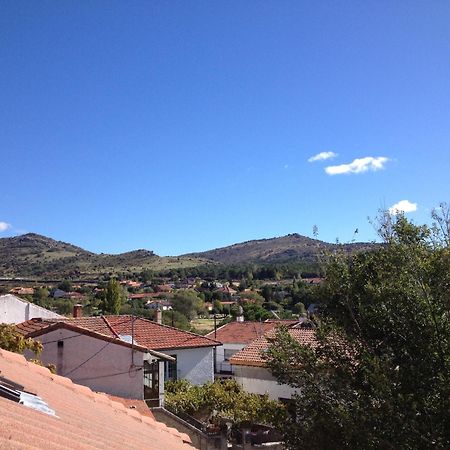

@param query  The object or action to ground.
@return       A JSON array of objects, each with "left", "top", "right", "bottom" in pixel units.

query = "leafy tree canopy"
[
  {"left": 0, "top": 324, "right": 42, "bottom": 356},
  {"left": 102, "top": 278, "right": 124, "bottom": 314},
  {"left": 266, "top": 212, "right": 450, "bottom": 449},
  {"left": 165, "top": 379, "right": 284, "bottom": 428}
]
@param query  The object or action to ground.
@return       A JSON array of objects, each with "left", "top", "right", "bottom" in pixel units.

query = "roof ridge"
[
  {"left": 205, "top": 321, "right": 230, "bottom": 337},
  {"left": 101, "top": 315, "right": 121, "bottom": 338},
  {"left": 24, "top": 320, "right": 149, "bottom": 353}
]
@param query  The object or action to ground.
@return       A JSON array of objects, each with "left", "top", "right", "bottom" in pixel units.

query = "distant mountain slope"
[
  {"left": 184, "top": 233, "right": 375, "bottom": 265},
  {"left": 0, "top": 233, "right": 203, "bottom": 279},
  {"left": 0, "top": 232, "right": 377, "bottom": 280}
]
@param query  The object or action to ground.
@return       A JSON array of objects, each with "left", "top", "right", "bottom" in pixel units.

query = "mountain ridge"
[
  {"left": 0, "top": 232, "right": 376, "bottom": 279},
  {"left": 0, "top": 233, "right": 201, "bottom": 279},
  {"left": 184, "top": 233, "right": 374, "bottom": 265}
]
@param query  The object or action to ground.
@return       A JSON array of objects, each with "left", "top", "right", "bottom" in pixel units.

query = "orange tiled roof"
[
  {"left": 0, "top": 349, "right": 192, "bottom": 449},
  {"left": 205, "top": 321, "right": 281, "bottom": 344},
  {"left": 107, "top": 394, "right": 155, "bottom": 419},
  {"left": 128, "top": 293, "right": 162, "bottom": 299},
  {"left": 17, "top": 315, "right": 220, "bottom": 351},
  {"left": 230, "top": 328, "right": 316, "bottom": 367},
  {"left": 103, "top": 316, "right": 219, "bottom": 350}
]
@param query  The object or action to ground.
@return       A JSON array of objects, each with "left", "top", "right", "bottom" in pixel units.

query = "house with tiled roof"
[
  {"left": 16, "top": 312, "right": 220, "bottom": 402},
  {"left": 229, "top": 326, "right": 316, "bottom": 400},
  {"left": 0, "top": 348, "right": 193, "bottom": 449},
  {"left": 206, "top": 320, "right": 283, "bottom": 374},
  {"left": 0, "top": 294, "right": 62, "bottom": 324},
  {"left": 16, "top": 316, "right": 173, "bottom": 404},
  {"left": 144, "top": 299, "right": 173, "bottom": 311}
]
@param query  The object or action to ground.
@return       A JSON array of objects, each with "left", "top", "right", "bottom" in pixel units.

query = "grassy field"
[{"left": 190, "top": 318, "right": 216, "bottom": 333}]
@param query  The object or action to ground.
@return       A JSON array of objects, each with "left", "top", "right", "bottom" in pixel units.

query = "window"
[
  {"left": 164, "top": 356, "right": 177, "bottom": 381},
  {"left": 224, "top": 349, "right": 238, "bottom": 361}
]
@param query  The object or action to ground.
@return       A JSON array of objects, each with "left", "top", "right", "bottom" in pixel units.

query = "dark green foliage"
[
  {"left": 162, "top": 310, "right": 191, "bottom": 330},
  {"left": 241, "top": 304, "right": 271, "bottom": 321},
  {"left": 171, "top": 290, "right": 205, "bottom": 320},
  {"left": 32, "top": 287, "right": 49, "bottom": 306},
  {"left": 58, "top": 280, "right": 72, "bottom": 292},
  {"left": 265, "top": 214, "right": 450, "bottom": 449}
]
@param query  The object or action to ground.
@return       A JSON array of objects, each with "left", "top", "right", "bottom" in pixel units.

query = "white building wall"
[
  {"left": 162, "top": 346, "right": 214, "bottom": 385},
  {"left": 215, "top": 343, "right": 245, "bottom": 373},
  {"left": 26, "top": 328, "right": 147, "bottom": 399},
  {"left": 0, "top": 294, "right": 62, "bottom": 324},
  {"left": 233, "top": 365, "right": 297, "bottom": 400}
]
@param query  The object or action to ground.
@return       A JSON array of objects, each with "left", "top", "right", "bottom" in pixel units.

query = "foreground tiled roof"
[
  {"left": 0, "top": 349, "right": 192, "bottom": 449},
  {"left": 230, "top": 328, "right": 316, "bottom": 367},
  {"left": 107, "top": 395, "right": 155, "bottom": 419},
  {"left": 18, "top": 315, "right": 220, "bottom": 351}
]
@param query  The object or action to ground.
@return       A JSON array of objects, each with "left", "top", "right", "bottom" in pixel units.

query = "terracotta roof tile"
[
  {"left": 230, "top": 328, "right": 316, "bottom": 367},
  {"left": 107, "top": 395, "right": 155, "bottom": 419},
  {"left": 205, "top": 321, "right": 294, "bottom": 344},
  {"left": 17, "top": 315, "right": 220, "bottom": 351},
  {"left": 0, "top": 348, "right": 193, "bottom": 449},
  {"left": 102, "top": 316, "right": 219, "bottom": 350}
]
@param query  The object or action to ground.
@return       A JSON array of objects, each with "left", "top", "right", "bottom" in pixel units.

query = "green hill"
[
  {"left": 0, "top": 233, "right": 204, "bottom": 279},
  {"left": 0, "top": 232, "right": 377, "bottom": 280},
  {"left": 184, "top": 233, "right": 375, "bottom": 265}
]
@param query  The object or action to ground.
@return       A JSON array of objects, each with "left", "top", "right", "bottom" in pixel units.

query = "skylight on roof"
[
  {"left": 19, "top": 391, "right": 57, "bottom": 417},
  {"left": 0, "top": 378, "right": 57, "bottom": 417},
  {"left": 119, "top": 334, "right": 138, "bottom": 345}
]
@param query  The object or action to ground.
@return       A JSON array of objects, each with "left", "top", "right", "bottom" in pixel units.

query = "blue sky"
[{"left": 1, "top": 1, "right": 449, "bottom": 255}]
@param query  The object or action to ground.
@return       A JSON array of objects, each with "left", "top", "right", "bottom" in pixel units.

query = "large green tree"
[
  {"left": 102, "top": 278, "right": 123, "bottom": 314},
  {"left": 171, "top": 289, "right": 205, "bottom": 320},
  {"left": 266, "top": 212, "right": 450, "bottom": 449}
]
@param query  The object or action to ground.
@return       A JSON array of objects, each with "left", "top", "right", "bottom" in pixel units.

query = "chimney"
[
  {"left": 73, "top": 304, "right": 83, "bottom": 318},
  {"left": 155, "top": 307, "right": 162, "bottom": 324},
  {"left": 236, "top": 305, "right": 244, "bottom": 323}
]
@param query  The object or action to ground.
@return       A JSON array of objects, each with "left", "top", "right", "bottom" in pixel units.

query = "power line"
[
  {"left": 64, "top": 339, "right": 114, "bottom": 377},
  {"left": 38, "top": 317, "right": 142, "bottom": 377},
  {"left": 71, "top": 366, "right": 143, "bottom": 382}
]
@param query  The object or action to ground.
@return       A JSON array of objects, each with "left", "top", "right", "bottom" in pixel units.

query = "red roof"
[
  {"left": 230, "top": 328, "right": 316, "bottom": 367},
  {"left": 17, "top": 315, "right": 220, "bottom": 351},
  {"left": 205, "top": 321, "right": 281, "bottom": 344},
  {"left": 128, "top": 293, "right": 161, "bottom": 299},
  {"left": 0, "top": 349, "right": 192, "bottom": 449}
]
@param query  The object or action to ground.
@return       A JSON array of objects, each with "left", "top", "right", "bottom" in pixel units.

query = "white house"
[
  {"left": 0, "top": 294, "right": 62, "bottom": 324},
  {"left": 206, "top": 320, "right": 283, "bottom": 375},
  {"left": 144, "top": 300, "right": 173, "bottom": 311},
  {"left": 206, "top": 319, "right": 300, "bottom": 375},
  {"left": 230, "top": 327, "right": 316, "bottom": 401}
]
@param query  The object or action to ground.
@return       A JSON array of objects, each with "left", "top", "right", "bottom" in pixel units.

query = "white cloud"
[
  {"left": 325, "top": 156, "right": 389, "bottom": 175},
  {"left": 389, "top": 200, "right": 418, "bottom": 215},
  {"left": 308, "top": 151, "right": 337, "bottom": 162},
  {"left": 0, "top": 222, "right": 11, "bottom": 232}
]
